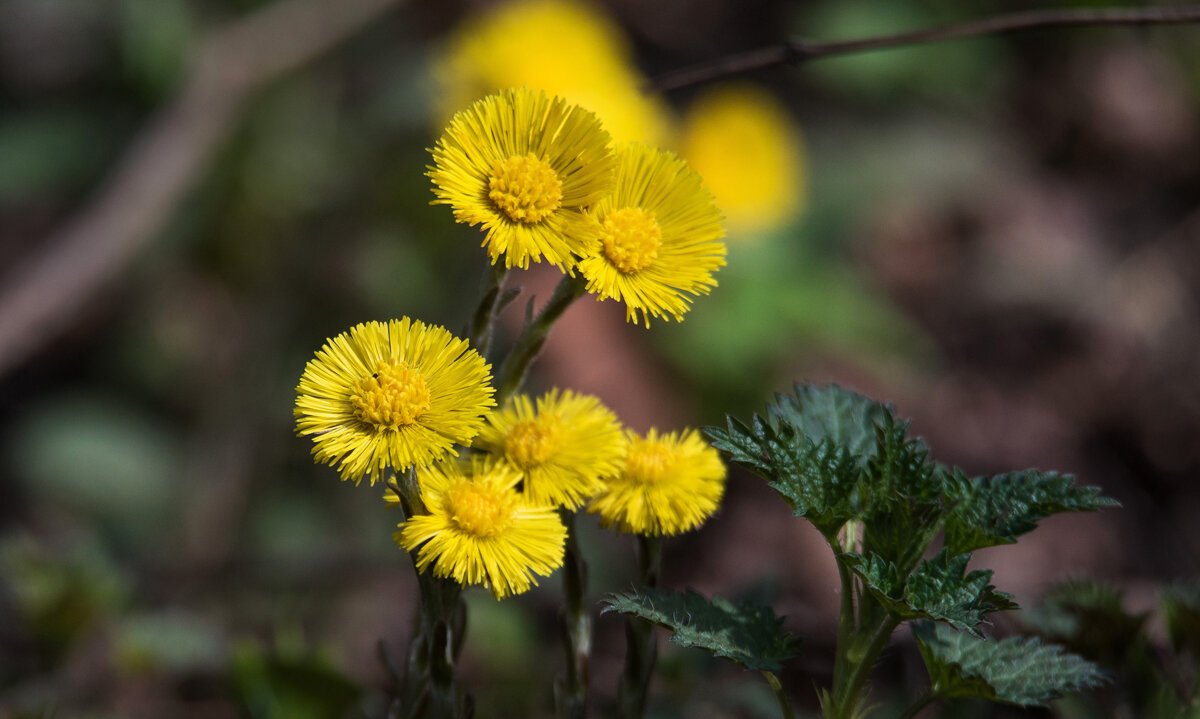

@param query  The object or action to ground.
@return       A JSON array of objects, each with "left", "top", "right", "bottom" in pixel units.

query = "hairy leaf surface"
[
  {"left": 913, "top": 621, "right": 1106, "bottom": 706},
  {"left": 943, "top": 469, "right": 1119, "bottom": 555},
  {"left": 849, "top": 550, "right": 1016, "bottom": 635},
  {"left": 603, "top": 587, "right": 801, "bottom": 672}
]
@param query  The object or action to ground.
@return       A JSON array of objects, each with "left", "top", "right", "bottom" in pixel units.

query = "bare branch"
[
  {"left": 0, "top": 0, "right": 404, "bottom": 377},
  {"left": 651, "top": 4, "right": 1200, "bottom": 93}
]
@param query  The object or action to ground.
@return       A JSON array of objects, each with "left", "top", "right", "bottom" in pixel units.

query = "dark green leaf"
[
  {"left": 863, "top": 414, "right": 938, "bottom": 505},
  {"left": 707, "top": 415, "right": 860, "bottom": 537},
  {"left": 943, "top": 470, "right": 1119, "bottom": 555},
  {"left": 913, "top": 621, "right": 1107, "bottom": 706},
  {"left": 765, "top": 384, "right": 893, "bottom": 458},
  {"left": 849, "top": 550, "right": 1015, "bottom": 635},
  {"left": 602, "top": 587, "right": 801, "bottom": 673},
  {"left": 860, "top": 415, "right": 944, "bottom": 569}
]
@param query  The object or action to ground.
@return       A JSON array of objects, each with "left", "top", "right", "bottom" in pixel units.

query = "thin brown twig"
[
  {"left": 651, "top": 4, "right": 1200, "bottom": 92},
  {"left": 0, "top": 0, "right": 404, "bottom": 378}
]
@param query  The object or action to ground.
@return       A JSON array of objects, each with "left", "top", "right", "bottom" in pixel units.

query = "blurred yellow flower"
[
  {"left": 475, "top": 389, "right": 624, "bottom": 509},
  {"left": 588, "top": 428, "right": 727, "bottom": 536},
  {"left": 429, "top": 87, "right": 615, "bottom": 270},
  {"left": 577, "top": 143, "right": 726, "bottom": 326},
  {"left": 396, "top": 459, "right": 566, "bottom": 599},
  {"left": 680, "top": 84, "right": 807, "bottom": 236},
  {"left": 433, "top": 0, "right": 673, "bottom": 145},
  {"left": 294, "top": 319, "right": 494, "bottom": 485}
]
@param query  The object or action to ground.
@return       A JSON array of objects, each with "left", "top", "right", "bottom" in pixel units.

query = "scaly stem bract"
[
  {"left": 556, "top": 510, "right": 592, "bottom": 719},
  {"left": 618, "top": 534, "right": 663, "bottom": 719},
  {"left": 394, "top": 468, "right": 469, "bottom": 718},
  {"left": 763, "top": 671, "right": 795, "bottom": 719},
  {"left": 467, "top": 261, "right": 508, "bottom": 357},
  {"left": 494, "top": 274, "right": 587, "bottom": 406}
]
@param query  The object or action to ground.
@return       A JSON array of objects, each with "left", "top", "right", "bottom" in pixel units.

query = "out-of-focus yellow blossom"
[
  {"left": 588, "top": 428, "right": 727, "bottom": 536},
  {"left": 680, "top": 84, "right": 807, "bottom": 237},
  {"left": 475, "top": 389, "right": 624, "bottom": 509},
  {"left": 433, "top": 0, "right": 673, "bottom": 145}
]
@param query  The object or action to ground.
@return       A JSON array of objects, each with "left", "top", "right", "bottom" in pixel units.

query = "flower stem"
[
  {"left": 556, "top": 510, "right": 592, "bottom": 719},
  {"left": 618, "top": 534, "right": 663, "bottom": 719},
  {"left": 894, "top": 690, "right": 936, "bottom": 719},
  {"left": 762, "top": 671, "right": 795, "bottom": 719},
  {"left": 833, "top": 612, "right": 902, "bottom": 719},
  {"left": 468, "top": 261, "right": 509, "bottom": 357},
  {"left": 494, "top": 274, "right": 587, "bottom": 405},
  {"left": 394, "top": 468, "right": 470, "bottom": 718}
]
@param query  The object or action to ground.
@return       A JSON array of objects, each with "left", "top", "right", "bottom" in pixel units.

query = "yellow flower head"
[
  {"left": 396, "top": 459, "right": 567, "bottom": 599},
  {"left": 429, "top": 87, "right": 615, "bottom": 271},
  {"left": 475, "top": 389, "right": 624, "bottom": 509},
  {"left": 577, "top": 143, "right": 727, "bottom": 326},
  {"left": 588, "top": 428, "right": 727, "bottom": 536},
  {"left": 680, "top": 84, "right": 807, "bottom": 236},
  {"left": 432, "top": 0, "right": 673, "bottom": 146},
  {"left": 294, "top": 319, "right": 495, "bottom": 485}
]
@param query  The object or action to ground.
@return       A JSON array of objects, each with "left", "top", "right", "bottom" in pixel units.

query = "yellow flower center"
[
  {"left": 602, "top": 207, "right": 661, "bottom": 274},
  {"left": 448, "top": 482, "right": 516, "bottom": 537},
  {"left": 504, "top": 417, "right": 561, "bottom": 468},
  {"left": 351, "top": 359, "right": 432, "bottom": 428},
  {"left": 489, "top": 153, "right": 563, "bottom": 224},
  {"left": 626, "top": 442, "right": 675, "bottom": 483}
]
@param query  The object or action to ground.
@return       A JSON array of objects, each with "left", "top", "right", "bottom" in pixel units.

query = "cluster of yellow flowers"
[
  {"left": 294, "top": 87, "right": 731, "bottom": 599},
  {"left": 296, "top": 328, "right": 725, "bottom": 598},
  {"left": 433, "top": 0, "right": 808, "bottom": 239},
  {"left": 430, "top": 87, "right": 727, "bottom": 326}
]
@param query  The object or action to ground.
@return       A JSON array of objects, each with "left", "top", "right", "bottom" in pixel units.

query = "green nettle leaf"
[
  {"left": 943, "top": 469, "right": 1119, "bottom": 555},
  {"left": 913, "top": 621, "right": 1107, "bottom": 706},
  {"left": 602, "top": 587, "right": 802, "bottom": 673},
  {"left": 706, "top": 384, "right": 910, "bottom": 539},
  {"left": 764, "top": 384, "right": 893, "bottom": 459},
  {"left": 849, "top": 550, "right": 1016, "bottom": 636},
  {"left": 707, "top": 415, "right": 861, "bottom": 537},
  {"left": 863, "top": 414, "right": 939, "bottom": 505},
  {"left": 859, "top": 415, "right": 945, "bottom": 568}
]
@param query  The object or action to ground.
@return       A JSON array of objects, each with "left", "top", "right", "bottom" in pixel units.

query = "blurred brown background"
[{"left": 1, "top": 0, "right": 1198, "bottom": 717}]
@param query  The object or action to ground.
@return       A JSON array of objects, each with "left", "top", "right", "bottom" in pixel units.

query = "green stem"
[
  {"left": 556, "top": 510, "right": 591, "bottom": 719},
  {"left": 618, "top": 535, "right": 663, "bottom": 719},
  {"left": 834, "top": 613, "right": 902, "bottom": 719},
  {"left": 762, "top": 671, "right": 795, "bottom": 719},
  {"left": 467, "top": 262, "right": 509, "bottom": 357},
  {"left": 829, "top": 538, "right": 857, "bottom": 699},
  {"left": 494, "top": 274, "right": 587, "bottom": 405},
  {"left": 894, "top": 690, "right": 936, "bottom": 719}
]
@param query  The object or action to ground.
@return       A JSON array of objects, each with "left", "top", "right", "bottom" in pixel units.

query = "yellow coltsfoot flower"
[
  {"left": 429, "top": 87, "right": 615, "bottom": 271},
  {"left": 475, "top": 389, "right": 624, "bottom": 509},
  {"left": 588, "top": 427, "right": 727, "bottom": 536},
  {"left": 294, "top": 318, "right": 495, "bottom": 485},
  {"left": 396, "top": 460, "right": 567, "bottom": 599},
  {"left": 577, "top": 143, "right": 727, "bottom": 326}
]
